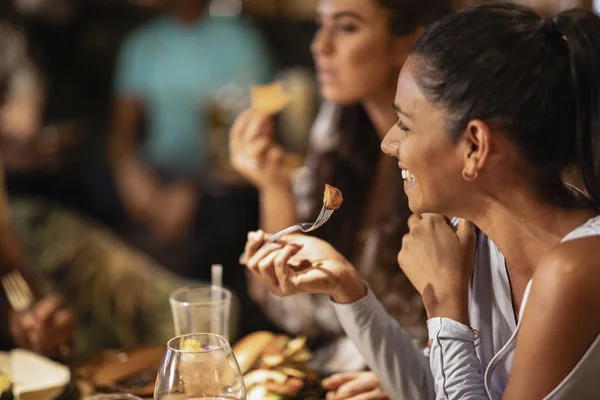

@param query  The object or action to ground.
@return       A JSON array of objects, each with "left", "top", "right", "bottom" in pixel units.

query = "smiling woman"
[{"left": 242, "top": 2, "right": 600, "bottom": 399}]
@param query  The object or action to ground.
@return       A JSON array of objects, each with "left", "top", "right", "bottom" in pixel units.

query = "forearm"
[
  {"left": 107, "top": 98, "right": 142, "bottom": 171},
  {"left": 332, "top": 288, "right": 435, "bottom": 400},
  {"left": 259, "top": 183, "right": 297, "bottom": 234},
  {"left": 107, "top": 133, "right": 136, "bottom": 172}
]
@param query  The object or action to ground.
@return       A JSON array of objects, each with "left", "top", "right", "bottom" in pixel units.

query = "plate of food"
[
  {"left": 233, "top": 331, "right": 325, "bottom": 400},
  {"left": 0, "top": 349, "right": 71, "bottom": 400}
]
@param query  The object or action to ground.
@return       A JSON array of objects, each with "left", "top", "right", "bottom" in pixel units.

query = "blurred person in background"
[
  {"left": 0, "top": 18, "right": 200, "bottom": 356},
  {"left": 230, "top": 0, "right": 452, "bottom": 393},
  {"left": 107, "top": 0, "right": 273, "bottom": 266},
  {"left": 0, "top": 18, "right": 75, "bottom": 358}
]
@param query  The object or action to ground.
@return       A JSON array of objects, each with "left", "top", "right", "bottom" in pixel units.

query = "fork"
[
  {"left": 239, "top": 201, "right": 335, "bottom": 264},
  {"left": 1, "top": 269, "right": 34, "bottom": 312}
]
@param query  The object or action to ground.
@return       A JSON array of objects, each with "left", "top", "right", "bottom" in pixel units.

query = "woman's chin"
[
  {"left": 407, "top": 198, "right": 427, "bottom": 215},
  {"left": 319, "top": 87, "right": 362, "bottom": 106}
]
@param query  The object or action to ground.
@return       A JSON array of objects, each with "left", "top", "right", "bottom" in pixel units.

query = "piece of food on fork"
[{"left": 323, "top": 184, "right": 343, "bottom": 210}]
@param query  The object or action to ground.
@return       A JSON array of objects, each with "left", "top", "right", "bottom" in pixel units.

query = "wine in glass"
[{"left": 154, "top": 333, "right": 246, "bottom": 400}]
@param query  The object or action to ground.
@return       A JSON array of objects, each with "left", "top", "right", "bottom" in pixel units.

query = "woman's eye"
[
  {"left": 339, "top": 24, "right": 358, "bottom": 33},
  {"left": 396, "top": 120, "right": 410, "bottom": 132}
]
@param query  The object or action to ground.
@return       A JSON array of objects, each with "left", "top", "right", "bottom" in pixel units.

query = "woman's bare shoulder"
[{"left": 533, "top": 236, "right": 600, "bottom": 311}]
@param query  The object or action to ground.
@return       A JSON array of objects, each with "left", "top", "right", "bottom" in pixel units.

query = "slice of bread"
[{"left": 251, "top": 82, "right": 290, "bottom": 115}]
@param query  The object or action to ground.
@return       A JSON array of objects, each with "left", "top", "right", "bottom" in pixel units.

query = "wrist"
[
  {"left": 331, "top": 267, "right": 367, "bottom": 304},
  {"left": 259, "top": 181, "right": 294, "bottom": 204},
  {"left": 258, "top": 176, "right": 292, "bottom": 193},
  {"left": 423, "top": 287, "right": 470, "bottom": 325}
]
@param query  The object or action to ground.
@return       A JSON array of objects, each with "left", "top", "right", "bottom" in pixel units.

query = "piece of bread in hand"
[{"left": 251, "top": 82, "right": 290, "bottom": 115}]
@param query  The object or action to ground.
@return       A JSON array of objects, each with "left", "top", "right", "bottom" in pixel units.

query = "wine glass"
[{"left": 154, "top": 333, "right": 246, "bottom": 400}]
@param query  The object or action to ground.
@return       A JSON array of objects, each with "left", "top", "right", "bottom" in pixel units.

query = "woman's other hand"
[
  {"left": 229, "top": 109, "right": 289, "bottom": 189},
  {"left": 398, "top": 214, "right": 476, "bottom": 323}
]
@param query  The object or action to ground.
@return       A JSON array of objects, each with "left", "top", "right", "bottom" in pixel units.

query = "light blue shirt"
[{"left": 115, "top": 15, "right": 273, "bottom": 178}]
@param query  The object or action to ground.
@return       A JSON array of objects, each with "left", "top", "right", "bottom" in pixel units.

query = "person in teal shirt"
[{"left": 107, "top": 0, "right": 273, "bottom": 243}]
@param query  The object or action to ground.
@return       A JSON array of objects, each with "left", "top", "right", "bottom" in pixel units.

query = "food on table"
[
  {"left": 232, "top": 331, "right": 323, "bottom": 400},
  {"left": 251, "top": 82, "right": 290, "bottom": 115},
  {"left": 323, "top": 184, "right": 343, "bottom": 210},
  {"left": 0, "top": 373, "right": 11, "bottom": 400}
]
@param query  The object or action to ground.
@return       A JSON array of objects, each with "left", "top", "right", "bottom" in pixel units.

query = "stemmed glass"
[{"left": 154, "top": 333, "right": 246, "bottom": 400}]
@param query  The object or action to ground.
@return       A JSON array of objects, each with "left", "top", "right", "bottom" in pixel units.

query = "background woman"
[{"left": 230, "top": 0, "right": 451, "bottom": 355}]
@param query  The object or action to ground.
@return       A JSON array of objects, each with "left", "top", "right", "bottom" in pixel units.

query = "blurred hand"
[
  {"left": 229, "top": 108, "right": 289, "bottom": 189},
  {"left": 397, "top": 214, "right": 476, "bottom": 321},
  {"left": 116, "top": 158, "right": 157, "bottom": 223},
  {"left": 323, "top": 372, "right": 389, "bottom": 400},
  {"left": 243, "top": 231, "right": 366, "bottom": 303},
  {"left": 8, "top": 295, "right": 75, "bottom": 358}
]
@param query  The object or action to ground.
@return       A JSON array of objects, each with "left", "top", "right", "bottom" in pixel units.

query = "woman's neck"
[
  {"left": 466, "top": 183, "right": 595, "bottom": 279},
  {"left": 362, "top": 86, "right": 398, "bottom": 140}
]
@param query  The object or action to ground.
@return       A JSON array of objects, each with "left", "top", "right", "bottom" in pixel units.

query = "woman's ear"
[{"left": 461, "top": 120, "right": 491, "bottom": 181}]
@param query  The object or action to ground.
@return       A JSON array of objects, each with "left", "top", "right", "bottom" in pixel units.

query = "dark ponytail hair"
[{"left": 411, "top": 3, "right": 600, "bottom": 206}]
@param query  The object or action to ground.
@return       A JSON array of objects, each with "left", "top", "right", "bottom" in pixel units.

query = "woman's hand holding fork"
[{"left": 243, "top": 231, "right": 366, "bottom": 304}]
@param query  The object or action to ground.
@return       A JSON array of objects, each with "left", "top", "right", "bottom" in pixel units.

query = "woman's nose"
[{"left": 381, "top": 130, "right": 401, "bottom": 157}]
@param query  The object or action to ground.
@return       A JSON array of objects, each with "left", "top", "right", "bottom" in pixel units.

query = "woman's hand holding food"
[
  {"left": 229, "top": 109, "right": 290, "bottom": 190},
  {"left": 397, "top": 214, "right": 476, "bottom": 324},
  {"left": 243, "top": 231, "right": 366, "bottom": 304},
  {"left": 323, "top": 372, "right": 389, "bottom": 400}
]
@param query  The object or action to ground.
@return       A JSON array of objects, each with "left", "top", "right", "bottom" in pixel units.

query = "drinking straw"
[{"left": 210, "top": 264, "right": 223, "bottom": 335}]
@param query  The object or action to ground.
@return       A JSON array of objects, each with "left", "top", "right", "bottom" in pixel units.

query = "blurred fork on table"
[{"left": 1, "top": 269, "right": 34, "bottom": 312}]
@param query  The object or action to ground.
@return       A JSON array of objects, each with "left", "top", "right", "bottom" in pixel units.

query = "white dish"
[{"left": 0, "top": 349, "right": 70, "bottom": 400}]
